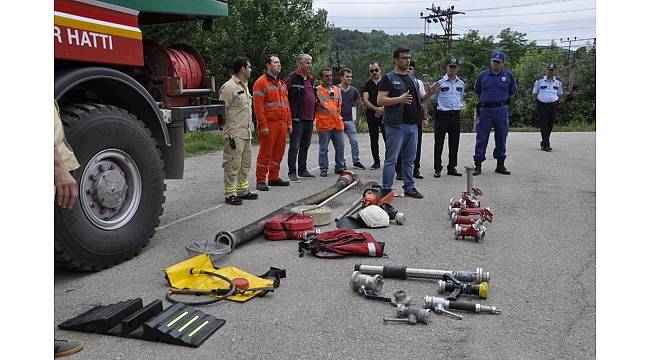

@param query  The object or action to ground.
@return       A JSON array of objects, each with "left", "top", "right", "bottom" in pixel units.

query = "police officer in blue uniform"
[
  {"left": 533, "top": 64, "right": 563, "bottom": 152},
  {"left": 472, "top": 51, "right": 518, "bottom": 175},
  {"left": 431, "top": 57, "right": 464, "bottom": 178}
]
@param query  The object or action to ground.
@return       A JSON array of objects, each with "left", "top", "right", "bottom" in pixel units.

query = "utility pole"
[
  {"left": 328, "top": 45, "right": 342, "bottom": 85},
  {"left": 421, "top": 3, "right": 464, "bottom": 56},
  {"left": 560, "top": 37, "right": 595, "bottom": 94}
]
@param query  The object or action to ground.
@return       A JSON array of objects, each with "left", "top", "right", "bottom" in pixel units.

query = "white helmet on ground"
[{"left": 358, "top": 205, "right": 390, "bottom": 228}]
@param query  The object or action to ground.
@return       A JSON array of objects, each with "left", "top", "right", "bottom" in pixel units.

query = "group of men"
[{"left": 217, "top": 47, "right": 563, "bottom": 205}]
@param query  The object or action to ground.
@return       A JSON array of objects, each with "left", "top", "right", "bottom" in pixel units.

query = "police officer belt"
[{"left": 478, "top": 101, "right": 507, "bottom": 108}]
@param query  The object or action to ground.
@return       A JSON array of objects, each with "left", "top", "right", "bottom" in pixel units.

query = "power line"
[
  {"left": 461, "top": 0, "right": 580, "bottom": 12},
  {"left": 329, "top": 7, "right": 595, "bottom": 20}
]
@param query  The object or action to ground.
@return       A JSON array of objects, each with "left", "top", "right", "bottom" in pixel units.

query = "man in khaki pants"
[{"left": 219, "top": 56, "right": 259, "bottom": 205}]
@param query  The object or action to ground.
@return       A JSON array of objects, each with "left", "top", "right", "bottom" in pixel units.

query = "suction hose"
[{"left": 215, "top": 172, "right": 358, "bottom": 251}]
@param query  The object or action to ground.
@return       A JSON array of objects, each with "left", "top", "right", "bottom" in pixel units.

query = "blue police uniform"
[
  {"left": 533, "top": 71, "right": 563, "bottom": 150},
  {"left": 473, "top": 53, "right": 517, "bottom": 169},
  {"left": 431, "top": 73, "right": 464, "bottom": 174}
]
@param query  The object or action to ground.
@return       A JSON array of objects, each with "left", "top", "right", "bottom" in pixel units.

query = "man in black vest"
[{"left": 285, "top": 53, "right": 317, "bottom": 182}]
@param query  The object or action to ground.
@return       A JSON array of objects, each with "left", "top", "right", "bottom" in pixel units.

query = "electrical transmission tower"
[{"left": 421, "top": 3, "right": 464, "bottom": 56}]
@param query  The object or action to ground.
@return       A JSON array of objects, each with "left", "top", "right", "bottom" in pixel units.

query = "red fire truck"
[{"left": 54, "top": 0, "right": 227, "bottom": 270}]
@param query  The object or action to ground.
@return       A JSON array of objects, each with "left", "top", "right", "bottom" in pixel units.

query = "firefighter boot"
[
  {"left": 495, "top": 159, "right": 511, "bottom": 175},
  {"left": 472, "top": 162, "right": 482, "bottom": 176}
]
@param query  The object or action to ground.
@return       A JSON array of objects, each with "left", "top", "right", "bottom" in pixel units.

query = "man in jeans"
[
  {"left": 285, "top": 53, "right": 316, "bottom": 182},
  {"left": 377, "top": 47, "right": 440, "bottom": 199},
  {"left": 314, "top": 68, "right": 346, "bottom": 177},
  {"left": 338, "top": 68, "right": 366, "bottom": 170}
]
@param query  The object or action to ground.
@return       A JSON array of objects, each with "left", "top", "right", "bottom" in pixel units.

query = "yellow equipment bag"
[{"left": 164, "top": 253, "right": 277, "bottom": 302}]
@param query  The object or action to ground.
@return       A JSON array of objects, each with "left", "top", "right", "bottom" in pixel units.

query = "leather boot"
[
  {"left": 472, "top": 162, "right": 482, "bottom": 176},
  {"left": 495, "top": 159, "right": 511, "bottom": 175}
]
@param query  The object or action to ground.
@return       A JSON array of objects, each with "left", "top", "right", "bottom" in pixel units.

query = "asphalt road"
[{"left": 55, "top": 131, "right": 596, "bottom": 360}]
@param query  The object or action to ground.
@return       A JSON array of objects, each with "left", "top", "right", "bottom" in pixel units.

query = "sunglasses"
[{"left": 370, "top": 69, "right": 379, "bottom": 73}]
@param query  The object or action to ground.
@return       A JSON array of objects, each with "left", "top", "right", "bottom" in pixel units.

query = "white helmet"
[{"left": 358, "top": 205, "right": 390, "bottom": 228}]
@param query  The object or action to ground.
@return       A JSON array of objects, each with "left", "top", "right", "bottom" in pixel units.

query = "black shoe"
[
  {"left": 334, "top": 168, "right": 345, "bottom": 174},
  {"left": 543, "top": 146, "right": 552, "bottom": 152},
  {"left": 288, "top": 173, "right": 301, "bottom": 183},
  {"left": 353, "top": 161, "right": 366, "bottom": 170},
  {"left": 404, "top": 188, "right": 424, "bottom": 199},
  {"left": 447, "top": 168, "right": 462, "bottom": 176},
  {"left": 495, "top": 160, "right": 511, "bottom": 175},
  {"left": 256, "top": 182, "right": 269, "bottom": 191},
  {"left": 370, "top": 162, "right": 380, "bottom": 170},
  {"left": 268, "top": 178, "right": 290, "bottom": 186},
  {"left": 413, "top": 171, "right": 424, "bottom": 179},
  {"left": 396, "top": 173, "right": 403, "bottom": 181},
  {"left": 472, "top": 165, "right": 482, "bottom": 176},
  {"left": 225, "top": 195, "right": 243, "bottom": 205},
  {"left": 320, "top": 170, "right": 328, "bottom": 177},
  {"left": 238, "top": 192, "right": 259, "bottom": 200},
  {"left": 434, "top": 170, "right": 441, "bottom": 178},
  {"left": 540, "top": 141, "right": 545, "bottom": 150},
  {"left": 298, "top": 170, "right": 316, "bottom": 178}
]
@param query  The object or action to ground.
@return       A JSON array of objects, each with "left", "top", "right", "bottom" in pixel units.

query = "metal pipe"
[
  {"left": 354, "top": 264, "right": 489, "bottom": 284},
  {"left": 464, "top": 165, "right": 474, "bottom": 193}
]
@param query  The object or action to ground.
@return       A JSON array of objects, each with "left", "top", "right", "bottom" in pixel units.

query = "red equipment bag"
[
  {"left": 265, "top": 213, "right": 315, "bottom": 241},
  {"left": 298, "top": 229, "right": 386, "bottom": 258}
]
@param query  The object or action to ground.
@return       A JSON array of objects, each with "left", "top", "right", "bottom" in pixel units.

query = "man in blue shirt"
[
  {"left": 431, "top": 57, "right": 464, "bottom": 178},
  {"left": 338, "top": 68, "right": 366, "bottom": 169},
  {"left": 472, "top": 51, "right": 518, "bottom": 175},
  {"left": 533, "top": 64, "right": 563, "bottom": 152}
]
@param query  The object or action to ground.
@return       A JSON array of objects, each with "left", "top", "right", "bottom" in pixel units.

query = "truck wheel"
[{"left": 55, "top": 104, "right": 165, "bottom": 271}]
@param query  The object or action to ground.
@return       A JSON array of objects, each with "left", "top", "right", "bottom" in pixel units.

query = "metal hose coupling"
[
  {"left": 382, "top": 304, "right": 431, "bottom": 324},
  {"left": 423, "top": 295, "right": 502, "bottom": 315},
  {"left": 390, "top": 290, "right": 412, "bottom": 307},
  {"left": 350, "top": 271, "right": 384, "bottom": 295}
]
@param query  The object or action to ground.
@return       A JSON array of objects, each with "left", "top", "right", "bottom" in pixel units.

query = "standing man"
[
  {"left": 362, "top": 62, "right": 386, "bottom": 169},
  {"left": 472, "top": 51, "right": 518, "bottom": 176},
  {"left": 219, "top": 56, "right": 259, "bottom": 205},
  {"left": 338, "top": 68, "right": 366, "bottom": 170},
  {"left": 533, "top": 64, "right": 563, "bottom": 152},
  {"left": 431, "top": 58, "right": 464, "bottom": 178},
  {"left": 54, "top": 101, "right": 85, "bottom": 357},
  {"left": 405, "top": 59, "right": 428, "bottom": 179},
  {"left": 315, "top": 68, "right": 346, "bottom": 177},
  {"left": 377, "top": 47, "right": 440, "bottom": 199},
  {"left": 285, "top": 54, "right": 317, "bottom": 182},
  {"left": 253, "top": 54, "right": 292, "bottom": 191}
]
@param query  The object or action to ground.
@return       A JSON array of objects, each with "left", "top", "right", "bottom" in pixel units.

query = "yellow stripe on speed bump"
[
  {"left": 177, "top": 315, "right": 199, "bottom": 333},
  {"left": 188, "top": 321, "right": 210, "bottom": 337},
  {"left": 166, "top": 311, "right": 188, "bottom": 327}
]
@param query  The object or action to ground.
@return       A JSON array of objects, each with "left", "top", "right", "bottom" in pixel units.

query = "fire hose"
[
  {"left": 353, "top": 264, "right": 490, "bottom": 284},
  {"left": 214, "top": 172, "right": 358, "bottom": 251}
]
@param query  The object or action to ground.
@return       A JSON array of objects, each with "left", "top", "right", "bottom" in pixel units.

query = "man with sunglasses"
[
  {"left": 533, "top": 64, "right": 563, "bottom": 152},
  {"left": 362, "top": 62, "right": 386, "bottom": 169},
  {"left": 377, "top": 47, "right": 440, "bottom": 199},
  {"left": 431, "top": 57, "right": 465, "bottom": 178},
  {"left": 314, "top": 68, "right": 346, "bottom": 177}
]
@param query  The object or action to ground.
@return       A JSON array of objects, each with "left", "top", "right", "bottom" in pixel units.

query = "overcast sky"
[{"left": 313, "top": 0, "right": 596, "bottom": 48}]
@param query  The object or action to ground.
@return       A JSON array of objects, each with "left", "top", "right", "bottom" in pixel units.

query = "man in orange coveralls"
[{"left": 253, "top": 54, "right": 293, "bottom": 191}]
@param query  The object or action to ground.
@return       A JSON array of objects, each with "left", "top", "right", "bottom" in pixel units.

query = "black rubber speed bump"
[{"left": 58, "top": 298, "right": 225, "bottom": 348}]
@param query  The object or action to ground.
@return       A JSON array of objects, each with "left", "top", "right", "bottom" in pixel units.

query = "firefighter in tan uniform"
[{"left": 218, "top": 57, "right": 259, "bottom": 205}]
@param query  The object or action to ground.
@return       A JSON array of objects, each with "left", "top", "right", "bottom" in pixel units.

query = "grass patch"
[
  {"left": 510, "top": 120, "right": 595, "bottom": 132},
  {"left": 184, "top": 131, "right": 225, "bottom": 155}
]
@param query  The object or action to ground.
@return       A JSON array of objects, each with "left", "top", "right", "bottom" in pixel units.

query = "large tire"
[{"left": 55, "top": 104, "right": 166, "bottom": 271}]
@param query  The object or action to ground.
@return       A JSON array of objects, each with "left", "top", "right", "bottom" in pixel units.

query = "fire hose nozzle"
[
  {"left": 437, "top": 279, "right": 489, "bottom": 299},
  {"left": 452, "top": 267, "right": 490, "bottom": 284},
  {"left": 424, "top": 295, "right": 501, "bottom": 315},
  {"left": 350, "top": 271, "right": 384, "bottom": 295}
]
